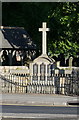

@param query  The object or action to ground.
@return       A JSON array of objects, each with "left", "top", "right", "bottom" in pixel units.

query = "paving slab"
[
  {"left": 0, "top": 93, "right": 78, "bottom": 106},
  {"left": 1, "top": 113, "right": 78, "bottom": 119}
]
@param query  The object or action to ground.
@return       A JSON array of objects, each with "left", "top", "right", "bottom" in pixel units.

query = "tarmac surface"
[{"left": 2, "top": 105, "right": 78, "bottom": 114}]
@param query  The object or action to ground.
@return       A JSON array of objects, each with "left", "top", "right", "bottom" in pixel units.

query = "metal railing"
[
  {"left": 0, "top": 70, "right": 79, "bottom": 95},
  {"left": 0, "top": 73, "right": 27, "bottom": 93}
]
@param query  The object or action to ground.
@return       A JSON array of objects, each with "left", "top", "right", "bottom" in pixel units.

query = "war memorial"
[{"left": 0, "top": 22, "right": 79, "bottom": 95}]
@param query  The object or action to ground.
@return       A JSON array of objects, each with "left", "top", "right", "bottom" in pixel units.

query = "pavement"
[
  {"left": 1, "top": 113, "right": 79, "bottom": 119},
  {"left": 0, "top": 93, "right": 79, "bottom": 119},
  {"left": 0, "top": 93, "right": 78, "bottom": 106},
  {"left": 1, "top": 118, "right": 79, "bottom": 120}
]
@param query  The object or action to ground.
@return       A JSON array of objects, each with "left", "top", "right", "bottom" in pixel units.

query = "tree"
[
  {"left": 48, "top": 2, "right": 79, "bottom": 57},
  {"left": 2, "top": 2, "right": 79, "bottom": 58}
]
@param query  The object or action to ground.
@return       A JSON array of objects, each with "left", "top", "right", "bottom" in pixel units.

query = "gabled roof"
[{"left": 0, "top": 26, "right": 36, "bottom": 49}]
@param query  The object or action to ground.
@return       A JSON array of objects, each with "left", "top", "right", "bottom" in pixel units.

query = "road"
[
  {"left": 2, "top": 105, "right": 78, "bottom": 114},
  {"left": 1, "top": 105, "right": 79, "bottom": 120}
]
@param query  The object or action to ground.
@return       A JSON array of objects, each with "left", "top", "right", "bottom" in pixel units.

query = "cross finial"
[{"left": 39, "top": 22, "right": 49, "bottom": 55}]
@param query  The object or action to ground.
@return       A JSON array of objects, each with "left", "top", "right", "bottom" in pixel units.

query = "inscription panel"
[{"left": 40, "top": 63, "right": 46, "bottom": 81}]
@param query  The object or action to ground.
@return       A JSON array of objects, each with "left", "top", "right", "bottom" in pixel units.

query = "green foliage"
[
  {"left": 2, "top": 2, "right": 79, "bottom": 57},
  {"left": 48, "top": 2, "right": 79, "bottom": 57}
]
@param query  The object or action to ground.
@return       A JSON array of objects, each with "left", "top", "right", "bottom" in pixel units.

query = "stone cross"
[{"left": 39, "top": 22, "right": 49, "bottom": 55}]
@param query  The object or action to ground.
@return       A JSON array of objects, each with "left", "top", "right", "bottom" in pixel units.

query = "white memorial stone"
[
  {"left": 29, "top": 22, "right": 55, "bottom": 93},
  {"left": 69, "top": 56, "right": 73, "bottom": 67}
]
